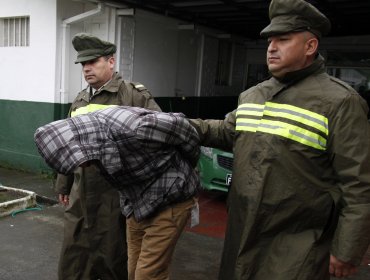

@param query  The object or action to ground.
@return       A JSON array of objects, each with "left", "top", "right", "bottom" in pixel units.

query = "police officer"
[
  {"left": 189, "top": 0, "right": 370, "bottom": 279},
  {"left": 55, "top": 33, "right": 161, "bottom": 280}
]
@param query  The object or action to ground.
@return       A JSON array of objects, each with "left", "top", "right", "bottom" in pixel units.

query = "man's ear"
[
  {"left": 108, "top": 56, "right": 115, "bottom": 70},
  {"left": 306, "top": 37, "right": 319, "bottom": 56}
]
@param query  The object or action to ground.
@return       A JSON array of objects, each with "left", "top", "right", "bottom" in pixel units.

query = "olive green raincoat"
[
  {"left": 56, "top": 72, "right": 161, "bottom": 280},
  {"left": 191, "top": 56, "right": 370, "bottom": 280}
]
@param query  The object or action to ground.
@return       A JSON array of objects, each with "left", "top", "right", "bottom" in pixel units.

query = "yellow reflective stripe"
[
  {"left": 257, "top": 120, "right": 326, "bottom": 150},
  {"left": 236, "top": 103, "right": 264, "bottom": 117},
  {"left": 236, "top": 119, "right": 326, "bottom": 150},
  {"left": 264, "top": 102, "right": 328, "bottom": 135},
  {"left": 236, "top": 118, "right": 259, "bottom": 132},
  {"left": 237, "top": 103, "right": 264, "bottom": 110},
  {"left": 71, "top": 104, "right": 117, "bottom": 117},
  {"left": 235, "top": 102, "right": 328, "bottom": 150}
]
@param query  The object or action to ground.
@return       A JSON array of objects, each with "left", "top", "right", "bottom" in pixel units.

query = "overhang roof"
[{"left": 109, "top": 0, "right": 370, "bottom": 39}]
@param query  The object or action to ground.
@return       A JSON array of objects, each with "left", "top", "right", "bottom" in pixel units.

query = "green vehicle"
[{"left": 197, "top": 146, "right": 233, "bottom": 192}]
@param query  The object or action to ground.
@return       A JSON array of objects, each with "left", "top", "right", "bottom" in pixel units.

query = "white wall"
[{"left": 0, "top": 0, "right": 57, "bottom": 102}]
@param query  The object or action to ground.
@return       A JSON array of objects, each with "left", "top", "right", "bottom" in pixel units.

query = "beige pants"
[{"left": 126, "top": 198, "right": 195, "bottom": 280}]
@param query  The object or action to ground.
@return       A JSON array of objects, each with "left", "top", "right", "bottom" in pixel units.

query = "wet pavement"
[
  {"left": 0, "top": 166, "right": 369, "bottom": 279},
  {"left": 0, "top": 167, "right": 224, "bottom": 280}
]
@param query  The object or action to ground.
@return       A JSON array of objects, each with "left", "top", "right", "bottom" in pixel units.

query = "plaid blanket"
[{"left": 34, "top": 106, "right": 200, "bottom": 220}]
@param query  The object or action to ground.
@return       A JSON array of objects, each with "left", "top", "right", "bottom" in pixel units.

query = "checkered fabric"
[{"left": 34, "top": 106, "right": 200, "bottom": 220}]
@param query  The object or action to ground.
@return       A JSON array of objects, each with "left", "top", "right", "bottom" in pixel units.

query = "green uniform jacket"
[
  {"left": 191, "top": 56, "right": 370, "bottom": 280},
  {"left": 55, "top": 72, "right": 161, "bottom": 280},
  {"left": 55, "top": 72, "right": 161, "bottom": 194}
]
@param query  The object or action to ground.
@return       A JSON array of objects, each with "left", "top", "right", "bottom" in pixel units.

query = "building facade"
[{"left": 0, "top": 0, "right": 369, "bottom": 173}]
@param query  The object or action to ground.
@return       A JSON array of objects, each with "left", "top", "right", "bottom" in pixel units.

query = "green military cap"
[
  {"left": 260, "top": 0, "right": 331, "bottom": 39},
  {"left": 72, "top": 33, "right": 117, "bottom": 64}
]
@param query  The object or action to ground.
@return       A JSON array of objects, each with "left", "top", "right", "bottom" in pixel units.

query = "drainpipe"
[{"left": 59, "top": 2, "right": 105, "bottom": 105}]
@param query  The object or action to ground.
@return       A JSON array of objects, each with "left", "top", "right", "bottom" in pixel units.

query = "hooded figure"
[
  {"left": 35, "top": 106, "right": 201, "bottom": 280},
  {"left": 35, "top": 106, "right": 200, "bottom": 221}
]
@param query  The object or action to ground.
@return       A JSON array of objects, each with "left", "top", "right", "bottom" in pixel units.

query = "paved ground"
[
  {"left": 0, "top": 204, "right": 224, "bottom": 280},
  {"left": 0, "top": 167, "right": 224, "bottom": 280},
  {"left": 0, "top": 166, "right": 369, "bottom": 279}
]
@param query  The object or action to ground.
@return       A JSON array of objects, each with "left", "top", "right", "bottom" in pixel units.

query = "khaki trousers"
[{"left": 127, "top": 198, "right": 195, "bottom": 280}]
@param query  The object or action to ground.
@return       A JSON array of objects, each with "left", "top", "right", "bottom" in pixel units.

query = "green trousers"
[{"left": 58, "top": 166, "right": 127, "bottom": 280}]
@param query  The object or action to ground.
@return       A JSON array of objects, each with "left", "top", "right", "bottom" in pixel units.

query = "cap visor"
[{"left": 74, "top": 54, "right": 101, "bottom": 64}]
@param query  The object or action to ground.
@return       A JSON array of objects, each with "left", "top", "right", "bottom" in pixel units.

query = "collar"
[
  {"left": 274, "top": 54, "right": 326, "bottom": 85},
  {"left": 86, "top": 72, "right": 122, "bottom": 100},
  {"left": 89, "top": 79, "right": 112, "bottom": 95}
]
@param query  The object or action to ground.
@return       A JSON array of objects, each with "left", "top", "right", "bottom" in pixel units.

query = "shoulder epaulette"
[
  {"left": 329, "top": 76, "right": 353, "bottom": 91},
  {"left": 130, "top": 82, "right": 147, "bottom": 92}
]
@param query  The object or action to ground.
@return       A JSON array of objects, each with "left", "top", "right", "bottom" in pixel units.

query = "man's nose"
[
  {"left": 267, "top": 41, "right": 276, "bottom": 52},
  {"left": 83, "top": 64, "right": 91, "bottom": 72}
]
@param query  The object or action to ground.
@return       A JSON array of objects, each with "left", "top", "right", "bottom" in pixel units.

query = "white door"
[{"left": 117, "top": 16, "right": 135, "bottom": 81}]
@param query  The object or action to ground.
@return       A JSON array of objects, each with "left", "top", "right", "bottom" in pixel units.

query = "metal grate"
[
  {"left": 0, "top": 16, "right": 30, "bottom": 47},
  {"left": 217, "top": 154, "right": 233, "bottom": 171}
]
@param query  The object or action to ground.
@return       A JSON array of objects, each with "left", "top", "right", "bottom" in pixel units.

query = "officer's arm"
[
  {"left": 329, "top": 93, "right": 370, "bottom": 266},
  {"left": 188, "top": 109, "right": 236, "bottom": 153}
]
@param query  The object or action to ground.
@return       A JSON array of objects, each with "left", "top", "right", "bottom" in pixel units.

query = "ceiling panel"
[{"left": 109, "top": 0, "right": 370, "bottom": 39}]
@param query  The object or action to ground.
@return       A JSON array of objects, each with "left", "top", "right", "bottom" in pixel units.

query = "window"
[
  {"left": 0, "top": 16, "right": 30, "bottom": 47},
  {"left": 326, "top": 51, "right": 370, "bottom": 116},
  {"left": 326, "top": 51, "right": 370, "bottom": 92},
  {"left": 215, "top": 40, "right": 232, "bottom": 86},
  {"left": 327, "top": 67, "right": 370, "bottom": 92}
]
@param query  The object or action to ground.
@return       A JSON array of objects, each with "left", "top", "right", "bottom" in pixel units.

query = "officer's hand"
[
  {"left": 329, "top": 254, "right": 358, "bottom": 278},
  {"left": 59, "top": 194, "right": 69, "bottom": 206}
]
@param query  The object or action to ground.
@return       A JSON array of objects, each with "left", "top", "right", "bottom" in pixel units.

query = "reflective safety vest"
[
  {"left": 235, "top": 101, "right": 329, "bottom": 150},
  {"left": 70, "top": 104, "right": 117, "bottom": 117}
]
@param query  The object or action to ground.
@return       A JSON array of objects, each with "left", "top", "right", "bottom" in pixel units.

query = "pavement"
[
  {"left": 0, "top": 166, "right": 224, "bottom": 280},
  {"left": 0, "top": 166, "right": 369, "bottom": 280}
]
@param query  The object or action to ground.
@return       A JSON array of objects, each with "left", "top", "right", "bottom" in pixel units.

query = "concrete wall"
[
  {"left": 130, "top": 10, "right": 249, "bottom": 98},
  {"left": 132, "top": 10, "right": 180, "bottom": 97},
  {"left": 0, "top": 0, "right": 84, "bottom": 172},
  {"left": 175, "top": 30, "right": 200, "bottom": 97},
  {"left": 0, "top": 0, "right": 57, "bottom": 103}
]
